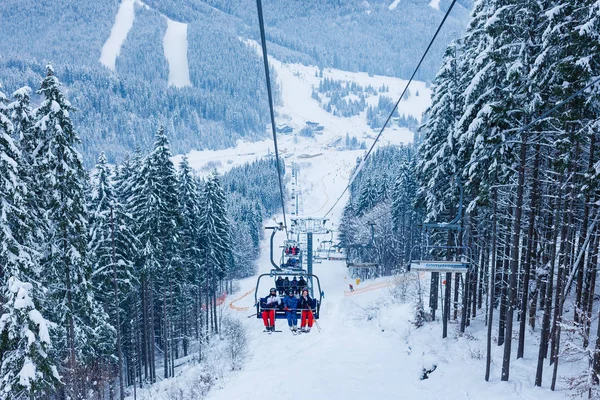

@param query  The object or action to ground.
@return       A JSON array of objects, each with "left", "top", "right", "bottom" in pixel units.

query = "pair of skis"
[{"left": 263, "top": 328, "right": 282, "bottom": 333}]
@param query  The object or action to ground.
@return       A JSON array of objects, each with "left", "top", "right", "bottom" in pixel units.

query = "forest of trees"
[
  {"left": 0, "top": 0, "right": 276, "bottom": 167},
  {"left": 0, "top": 66, "right": 280, "bottom": 398},
  {"left": 340, "top": 0, "right": 600, "bottom": 395}
]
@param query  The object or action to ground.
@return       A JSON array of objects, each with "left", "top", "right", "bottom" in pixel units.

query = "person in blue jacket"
[{"left": 282, "top": 289, "right": 299, "bottom": 333}]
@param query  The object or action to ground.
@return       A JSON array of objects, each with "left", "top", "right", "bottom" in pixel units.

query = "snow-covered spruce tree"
[
  {"left": 391, "top": 160, "right": 420, "bottom": 265},
  {"left": 200, "top": 172, "right": 232, "bottom": 334},
  {"left": 112, "top": 152, "right": 149, "bottom": 386},
  {"left": 356, "top": 176, "right": 377, "bottom": 216},
  {"left": 416, "top": 40, "right": 463, "bottom": 223},
  {"left": 138, "top": 127, "right": 181, "bottom": 379},
  {"left": 0, "top": 278, "right": 60, "bottom": 399},
  {"left": 0, "top": 88, "right": 60, "bottom": 397},
  {"left": 31, "top": 65, "right": 113, "bottom": 397},
  {"left": 177, "top": 156, "right": 202, "bottom": 357},
  {"left": 534, "top": 0, "right": 600, "bottom": 389},
  {"left": 88, "top": 153, "right": 138, "bottom": 399}
]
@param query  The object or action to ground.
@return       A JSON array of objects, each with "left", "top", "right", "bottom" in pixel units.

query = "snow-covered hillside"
[
  {"left": 101, "top": 0, "right": 191, "bottom": 88},
  {"left": 131, "top": 54, "right": 574, "bottom": 399}
]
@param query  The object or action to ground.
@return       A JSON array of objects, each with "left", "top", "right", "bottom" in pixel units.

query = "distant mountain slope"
[
  {"left": 200, "top": 0, "right": 473, "bottom": 80},
  {"left": 0, "top": 0, "right": 272, "bottom": 166},
  {"left": 0, "top": 0, "right": 471, "bottom": 166}
]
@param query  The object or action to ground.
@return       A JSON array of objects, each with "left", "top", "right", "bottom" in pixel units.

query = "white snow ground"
[
  {"left": 134, "top": 51, "right": 573, "bottom": 399},
  {"left": 100, "top": 0, "right": 136, "bottom": 70},
  {"left": 163, "top": 19, "right": 192, "bottom": 88}
]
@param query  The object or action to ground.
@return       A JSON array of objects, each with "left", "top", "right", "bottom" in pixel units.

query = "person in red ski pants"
[
  {"left": 298, "top": 288, "right": 314, "bottom": 332},
  {"left": 262, "top": 288, "right": 281, "bottom": 331}
]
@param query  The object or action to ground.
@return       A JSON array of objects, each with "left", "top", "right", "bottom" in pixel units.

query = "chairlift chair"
[{"left": 255, "top": 271, "right": 323, "bottom": 320}]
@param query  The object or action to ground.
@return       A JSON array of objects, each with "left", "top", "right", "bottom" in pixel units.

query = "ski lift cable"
[
  {"left": 322, "top": 0, "right": 459, "bottom": 220},
  {"left": 256, "top": 0, "right": 288, "bottom": 238}
]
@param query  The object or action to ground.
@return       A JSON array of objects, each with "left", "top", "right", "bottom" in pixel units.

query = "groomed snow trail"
[
  {"left": 163, "top": 19, "right": 192, "bottom": 88},
  {"left": 100, "top": 0, "right": 136, "bottom": 70}
]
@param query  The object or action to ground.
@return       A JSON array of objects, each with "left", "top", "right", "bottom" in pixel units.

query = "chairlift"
[
  {"left": 408, "top": 178, "right": 471, "bottom": 274},
  {"left": 254, "top": 271, "right": 322, "bottom": 321},
  {"left": 281, "top": 239, "right": 302, "bottom": 271}
]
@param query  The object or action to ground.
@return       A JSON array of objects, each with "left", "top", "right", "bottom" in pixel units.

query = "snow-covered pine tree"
[
  {"left": 0, "top": 87, "right": 60, "bottom": 397},
  {"left": 89, "top": 153, "right": 138, "bottom": 399},
  {"left": 391, "top": 160, "right": 419, "bottom": 265},
  {"left": 416, "top": 40, "right": 463, "bottom": 223},
  {"left": 138, "top": 127, "right": 181, "bottom": 379},
  {"left": 200, "top": 172, "right": 232, "bottom": 334},
  {"left": 177, "top": 156, "right": 202, "bottom": 357},
  {"left": 31, "top": 64, "right": 114, "bottom": 397}
]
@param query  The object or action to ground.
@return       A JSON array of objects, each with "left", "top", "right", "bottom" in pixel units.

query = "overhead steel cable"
[
  {"left": 322, "top": 0, "right": 459, "bottom": 219},
  {"left": 256, "top": 0, "right": 288, "bottom": 238}
]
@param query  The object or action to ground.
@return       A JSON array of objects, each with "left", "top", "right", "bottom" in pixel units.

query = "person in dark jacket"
[
  {"left": 298, "top": 288, "right": 314, "bottom": 332},
  {"left": 298, "top": 276, "right": 307, "bottom": 292},
  {"left": 283, "top": 277, "right": 291, "bottom": 292},
  {"left": 262, "top": 288, "right": 281, "bottom": 331},
  {"left": 276, "top": 276, "right": 284, "bottom": 295},
  {"left": 291, "top": 276, "right": 298, "bottom": 294},
  {"left": 282, "top": 289, "right": 299, "bottom": 332}
]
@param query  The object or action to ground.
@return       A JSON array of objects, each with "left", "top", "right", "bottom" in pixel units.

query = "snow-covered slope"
[
  {"left": 101, "top": 0, "right": 191, "bottom": 88},
  {"left": 163, "top": 19, "right": 191, "bottom": 88},
  {"left": 100, "top": 0, "right": 136, "bottom": 70},
  {"left": 147, "top": 53, "right": 568, "bottom": 399},
  {"left": 178, "top": 43, "right": 430, "bottom": 178}
]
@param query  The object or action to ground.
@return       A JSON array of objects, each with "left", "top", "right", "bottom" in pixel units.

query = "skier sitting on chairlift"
[
  {"left": 262, "top": 288, "right": 281, "bottom": 332},
  {"left": 283, "top": 289, "right": 299, "bottom": 333},
  {"left": 298, "top": 288, "right": 314, "bottom": 333},
  {"left": 276, "top": 276, "right": 284, "bottom": 295},
  {"left": 298, "top": 276, "right": 307, "bottom": 292}
]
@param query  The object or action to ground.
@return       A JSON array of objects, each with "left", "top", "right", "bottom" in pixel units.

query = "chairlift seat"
[
  {"left": 257, "top": 298, "right": 320, "bottom": 320},
  {"left": 409, "top": 260, "right": 469, "bottom": 273}
]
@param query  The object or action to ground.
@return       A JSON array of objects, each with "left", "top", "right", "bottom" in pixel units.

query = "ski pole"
[{"left": 308, "top": 307, "right": 321, "bottom": 332}]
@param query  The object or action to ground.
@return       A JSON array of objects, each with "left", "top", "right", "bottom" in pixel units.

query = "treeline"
[
  {"left": 339, "top": 145, "right": 421, "bottom": 276},
  {"left": 342, "top": 0, "right": 600, "bottom": 395},
  {"left": 418, "top": 0, "right": 600, "bottom": 391},
  {"left": 0, "top": 66, "right": 279, "bottom": 398}
]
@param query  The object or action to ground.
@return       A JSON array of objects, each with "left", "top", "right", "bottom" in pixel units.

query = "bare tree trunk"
[
  {"left": 148, "top": 280, "right": 156, "bottom": 383},
  {"left": 551, "top": 153, "right": 577, "bottom": 390},
  {"left": 576, "top": 135, "right": 596, "bottom": 322},
  {"left": 485, "top": 186, "right": 499, "bottom": 381},
  {"left": 583, "top": 227, "right": 599, "bottom": 348},
  {"left": 518, "top": 141, "right": 541, "bottom": 358},
  {"left": 498, "top": 207, "right": 513, "bottom": 347},
  {"left": 535, "top": 191, "right": 560, "bottom": 386},
  {"left": 163, "top": 285, "right": 169, "bottom": 379},
  {"left": 501, "top": 135, "right": 527, "bottom": 381},
  {"left": 110, "top": 207, "right": 125, "bottom": 400}
]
